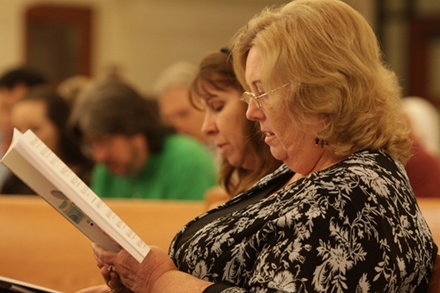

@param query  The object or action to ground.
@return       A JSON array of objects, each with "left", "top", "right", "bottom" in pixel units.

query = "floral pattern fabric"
[{"left": 169, "top": 150, "right": 437, "bottom": 292}]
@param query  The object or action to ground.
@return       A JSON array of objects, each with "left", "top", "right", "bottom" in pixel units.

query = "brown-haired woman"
[{"left": 189, "top": 49, "right": 282, "bottom": 208}]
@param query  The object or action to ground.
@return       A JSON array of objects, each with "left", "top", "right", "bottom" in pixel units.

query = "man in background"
[
  {"left": 153, "top": 61, "right": 209, "bottom": 146},
  {"left": 73, "top": 79, "right": 217, "bottom": 200}
]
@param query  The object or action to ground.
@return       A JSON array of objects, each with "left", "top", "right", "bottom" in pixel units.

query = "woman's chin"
[
  {"left": 269, "top": 147, "right": 287, "bottom": 162},
  {"left": 227, "top": 157, "right": 242, "bottom": 169}
]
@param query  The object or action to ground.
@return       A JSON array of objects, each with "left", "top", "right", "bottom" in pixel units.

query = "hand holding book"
[{"left": 1, "top": 129, "right": 150, "bottom": 263}]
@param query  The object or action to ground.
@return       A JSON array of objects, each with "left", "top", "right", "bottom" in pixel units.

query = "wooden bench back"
[
  {"left": 1, "top": 196, "right": 439, "bottom": 292},
  {"left": 0, "top": 196, "right": 204, "bottom": 292},
  {"left": 418, "top": 198, "right": 440, "bottom": 244}
]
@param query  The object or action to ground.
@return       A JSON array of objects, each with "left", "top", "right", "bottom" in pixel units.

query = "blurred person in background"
[
  {"left": 402, "top": 96, "right": 440, "bottom": 156},
  {"left": 0, "top": 66, "right": 48, "bottom": 153},
  {"left": 401, "top": 96, "right": 440, "bottom": 198},
  {"left": 57, "top": 75, "right": 93, "bottom": 110},
  {"left": 0, "top": 66, "right": 49, "bottom": 191},
  {"left": 72, "top": 79, "right": 217, "bottom": 200},
  {"left": 153, "top": 61, "right": 211, "bottom": 149},
  {"left": 1, "top": 86, "right": 93, "bottom": 195}
]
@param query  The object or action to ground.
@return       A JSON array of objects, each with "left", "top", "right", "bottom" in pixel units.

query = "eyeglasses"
[{"left": 241, "top": 83, "right": 289, "bottom": 108}]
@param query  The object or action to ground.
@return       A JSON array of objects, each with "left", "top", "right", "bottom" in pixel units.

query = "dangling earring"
[{"left": 315, "top": 138, "right": 326, "bottom": 148}]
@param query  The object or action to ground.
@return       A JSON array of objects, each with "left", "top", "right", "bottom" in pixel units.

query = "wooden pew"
[
  {"left": 0, "top": 196, "right": 205, "bottom": 292},
  {"left": 418, "top": 198, "right": 440, "bottom": 244},
  {"left": 1, "top": 196, "right": 438, "bottom": 293}
]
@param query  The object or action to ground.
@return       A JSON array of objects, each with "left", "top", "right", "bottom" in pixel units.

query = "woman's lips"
[
  {"left": 264, "top": 132, "right": 275, "bottom": 144},
  {"left": 216, "top": 143, "right": 228, "bottom": 154}
]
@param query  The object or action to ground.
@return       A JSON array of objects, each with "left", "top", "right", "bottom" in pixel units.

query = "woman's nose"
[
  {"left": 246, "top": 98, "right": 263, "bottom": 121},
  {"left": 201, "top": 114, "right": 217, "bottom": 136}
]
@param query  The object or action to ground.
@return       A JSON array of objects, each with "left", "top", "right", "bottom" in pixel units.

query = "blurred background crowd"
[{"left": 0, "top": 0, "right": 440, "bottom": 203}]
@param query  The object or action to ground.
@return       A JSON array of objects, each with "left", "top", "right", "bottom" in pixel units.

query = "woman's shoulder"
[
  {"left": 273, "top": 149, "right": 412, "bottom": 212},
  {"left": 326, "top": 149, "right": 405, "bottom": 179}
]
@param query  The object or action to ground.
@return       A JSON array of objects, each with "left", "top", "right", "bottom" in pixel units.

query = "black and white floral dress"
[{"left": 169, "top": 150, "right": 438, "bottom": 292}]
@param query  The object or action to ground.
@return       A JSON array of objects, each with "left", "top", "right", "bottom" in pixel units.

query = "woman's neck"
[{"left": 287, "top": 151, "right": 350, "bottom": 185}]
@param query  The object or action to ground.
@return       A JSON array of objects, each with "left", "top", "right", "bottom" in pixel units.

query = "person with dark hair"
[
  {"left": 0, "top": 66, "right": 48, "bottom": 153},
  {"left": 0, "top": 67, "right": 47, "bottom": 88},
  {"left": 73, "top": 79, "right": 217, "bottom": 200},
  {"left": 1, "top": 86, "right": 93, "bottom": 195},
  {"left": 189, "top": 49, "right": 282, "bottom": 209},
  {"left": 0, "top": 66, "right": 49, "bottom": 191}
]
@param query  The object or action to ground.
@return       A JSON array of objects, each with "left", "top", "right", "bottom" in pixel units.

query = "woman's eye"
[{"left": 208, "top": 102, "right": 224, "bottom": 112}]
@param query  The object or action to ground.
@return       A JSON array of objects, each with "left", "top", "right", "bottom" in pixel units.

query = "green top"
[{"left": 91, "top": 135, "right": 217, "bottom": 200}]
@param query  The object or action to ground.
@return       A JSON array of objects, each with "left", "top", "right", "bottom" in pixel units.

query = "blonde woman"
[{"left": 84, "top": 1, "right": 437, "bottom": 292}]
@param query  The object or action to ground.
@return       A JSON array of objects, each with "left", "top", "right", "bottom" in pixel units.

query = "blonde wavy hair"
[{"left": 231, "top": 0, "right": 412, "bottom": 164}]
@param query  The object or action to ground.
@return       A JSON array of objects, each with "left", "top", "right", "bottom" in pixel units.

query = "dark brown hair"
[
  {"left": 74, "top": 80, "right": 171, "bottom": 154},
  {"left": 190, "top": 50, "right": 281, "bottom": 196}
]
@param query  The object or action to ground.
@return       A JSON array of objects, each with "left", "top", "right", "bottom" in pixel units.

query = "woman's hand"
[{"left": 92, "top": 243, "right": 179, "bottom": 293}]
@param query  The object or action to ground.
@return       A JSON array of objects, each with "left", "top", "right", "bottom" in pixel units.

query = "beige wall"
[{"left": 0, "top": 0, "right": 374, "bottom": 95}]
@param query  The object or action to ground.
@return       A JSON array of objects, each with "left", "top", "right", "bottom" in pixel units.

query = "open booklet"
[{"left": 0, "top": 129, "right": 150, "bottom": 263}]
